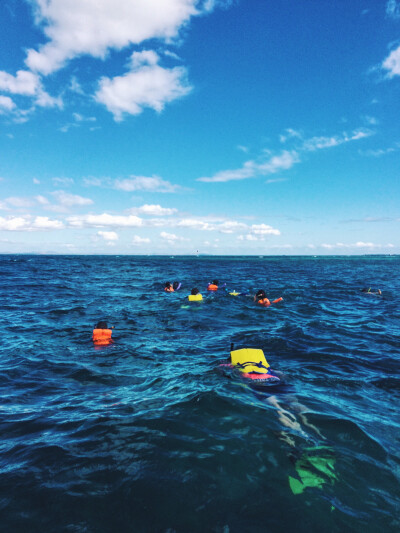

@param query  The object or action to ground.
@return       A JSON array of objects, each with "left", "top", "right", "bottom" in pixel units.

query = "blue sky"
[{"left": 0, "top": 0, "right": 399, "bottom": 255}]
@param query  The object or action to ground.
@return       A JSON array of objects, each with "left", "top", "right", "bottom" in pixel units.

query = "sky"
[{"left": 0, "top": 0, "right": 399, "bottom": 255}]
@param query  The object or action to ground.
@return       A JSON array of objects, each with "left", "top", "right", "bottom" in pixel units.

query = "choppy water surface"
[{"left": 1, "top": 255, "right": 399, "bottom": 532}]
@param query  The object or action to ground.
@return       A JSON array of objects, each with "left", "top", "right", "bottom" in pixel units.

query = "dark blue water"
[{"left": 1, "top": 255, "right": 399, "bottom": 532}]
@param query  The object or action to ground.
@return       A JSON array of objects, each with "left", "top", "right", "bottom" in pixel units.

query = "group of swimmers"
[
  {"left": 164, "top": 279, "right": 284, "bottom": 307},
  {"left": 92, "top": 282, "right": 284, "bottom": 345},
  {"left": 92, "top": 282, "right": 381, "bottom": 346}
]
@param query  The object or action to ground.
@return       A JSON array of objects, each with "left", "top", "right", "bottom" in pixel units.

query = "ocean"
[{"left": 1, "top": 255, "right": 399, "bottom": 532}]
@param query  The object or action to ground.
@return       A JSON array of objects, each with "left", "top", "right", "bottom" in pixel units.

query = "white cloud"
[
  {"left": 4, "top": 197, "right": 33, "bottom": 208},
  {"left": 0, "top": 216, "right": 27, "bottom": 230},
  {"left": 114, "top": 175, "right": 179, "bottom": 192},
  {"left": 52, "top": 177, "right": 74, "bottom": 186},
  {"left": 386, "top": 0, "right": 400, "bottom": 19},
  {"left": 321, "top": 242, "right": 395, "bottom": 250},
  {"left": 160, "top": 231, "right": 185, "bottom": 243},
  {"left": 0, "top": 95, "right": 16, "bottom": 112},
  {"left": 0, "top": 70, "right": 40, "bottom": 95},
  {"left": 33, "top": 178, "right": 40, "bottom": 184},
  {"left": 266, "top": 177, "right": 288, "bottom": 184},
  {"left": 279, "top": 128, "right": 302, "bottom": 143},
  {"left": 73, "top": 112, "right": 96, "bottom": 122},
  {"left": 0, "top": 215, "right": 63, "bottom": 231},
  {"left": 83, "top": 176, "right": 112, "bottom": 187},
  {"left": 302, "top": 129, "right": 372, "bottom": 151},
  {"left": 238, "top": 223, "right": 281, "bottom": 241},
  {"left": 0, "top": 69, "right": 61, "bottom": 108},
  {"left": 382, "top": 45, "right": 400, "bottom": 77},
  {"left": 250, "top": 223, "right": 280, "bottom": 236},
  {"left": 95, "top": 50, "right": 191, "bottom": 120},
  {"left": 134, "top": 204, "right": 178, "bottom": 216},
  {"left": 360, "top": 142, "right": 400, "bottom": 157},
  {"left": 218, "top": 221, "right": 248, "bottom": 233},
  {"left": 35, "top": 195, "right": 49, "bottom": 205},
  {"left": 68, "top": 213, "right": 143, "bottom": 228},
  {"left": 24, "top": 0, "right": 207, "bottom": 75},
  {"left": 238, "top": 234, "right": 258, "bottom": 241},
  {"left": 364, "top": 115, "right": 378, "bottom": 126},
  {"left": 176, "top": 218, "right": 214, "bottom": 230},
  {"left": 198, "top": 150, "right": 299, "bottom": 183},
  {"left": 132, "top": 235, "right": 151, "bottom": 245},
  {"left": 52, "top": 190, "right": 93, "bottom": 206},
  {"left": 33, "top": 216, "right": 64, "bottom": 229},
  {"left": 198, "top": 127, "right": 373, "bottom": 183},
  {"left": 98, "top": 230, "right": 119, "bottom": 241}
]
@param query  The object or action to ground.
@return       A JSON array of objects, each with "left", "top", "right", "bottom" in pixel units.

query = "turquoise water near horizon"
[{"left": 1, "top": 254, "right": 399, "bottom": 532}]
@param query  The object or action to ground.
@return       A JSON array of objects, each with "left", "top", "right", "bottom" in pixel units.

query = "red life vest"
[
  {"left": 164, "top": 287, "right": 174, "bottom": 292},
  {"left": 207, "top": 284, "right": 218, "bottom": 291},
  {"left": 92, "top": 328, "right": 113, "bottom": 346}
]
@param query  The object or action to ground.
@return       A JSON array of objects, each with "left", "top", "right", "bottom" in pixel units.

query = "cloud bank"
[{"left": 198, "top": 128, "right": 373, "bottom": 183}]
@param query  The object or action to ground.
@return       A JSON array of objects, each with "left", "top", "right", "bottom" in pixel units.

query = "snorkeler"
[
  {"left": 207, "top": 279, "right": 219, "bottom": 291},
  {"left": 361, "top": 288, "right": 382, "bottom": 295},
  {"left": 225, "top": 345, "right": 280, "bottom": 382},
  {"left": 254, "top": 289, "right": 283, "bottom": 307},
  {"left": 188, "top": 287, "right": 203, "bottom": 301},
  {"left": 92, "top": 321, "right": 114, "bottom": 346},
  {"left": 165, "top": 281, "right": 182, "bottom": 292}
]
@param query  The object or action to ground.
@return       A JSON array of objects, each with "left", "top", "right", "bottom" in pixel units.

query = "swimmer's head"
[
  {"left": 191, "top": 287, "right": 199, "bottom": 295},
  {"left": 212, "top": 280, "right": 219, "bottom": 286},
  {"left": 165, "top": 282, "right": 172, "bottom": 289},
  {"left": 173, "top": 281, "right": 180, "bottom": 290},
  {"left": 96, "top": 321, "right": 108, "bottom": 329},
  {"left": 256, "top": 289, "right": 266, "bottom": 300}
]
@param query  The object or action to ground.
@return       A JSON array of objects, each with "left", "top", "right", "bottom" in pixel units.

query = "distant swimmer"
[
  {"left": 92, "top": 321, "right": 114, "bottom": 346},
  {"left": 361, "top": 288, "right": 382, "bottom": 296},
  {"left": 188, "top": 287, "right": 203, "bottom": 301},
  {"left": 207, "top": 279, "right": 219, "bottom": 291},
  {"left": 165, "top": 281, "right": 182, "bottom": 292},
  {"left": 254, "top": 289, "right": 283, "bottom": 307}
]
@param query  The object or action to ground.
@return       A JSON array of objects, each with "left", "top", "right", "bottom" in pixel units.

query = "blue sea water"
[{"left": 1, "top": 254, "right": 399, "bottom": 532}]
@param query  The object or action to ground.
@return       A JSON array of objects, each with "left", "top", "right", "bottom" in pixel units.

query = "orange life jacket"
[
  {"left": 92, "top": 328, "right": 112, "bottom": 346},
  {"left": 207, "top": 284, "right": 218, "bottom": 291},
  {"left": 164, "top": 287, "right": 174, "bottom": 292},
  {"left": 258, "top": 297, "right": 283, "bottom": 306}
]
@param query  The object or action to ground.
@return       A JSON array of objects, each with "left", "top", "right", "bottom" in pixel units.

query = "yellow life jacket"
[
  {"left": 230, "top": 348, "right": 270, "bottom": 374},
  {"left": 188, "top": 293, "right": 203, "bottom": 301}
]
